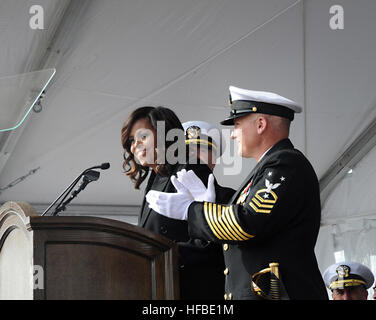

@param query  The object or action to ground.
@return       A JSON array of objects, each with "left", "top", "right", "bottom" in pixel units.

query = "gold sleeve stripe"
[
  {"left": 220, "top": 205, "right": 245, "bottom": 241},
  {"left": 252, "top": 197, "right": 274, "bottom": 209},
  {"left": 211, "top": 203, "right": 233, "bottom": 241},
  {"left": 207, "top": 202, "right": 228, "bottom": 240},
  {"left": 229, "top": 206, "right": 255, "bottom": 239},
  {"left": 204, "top": 202, "right": 223, "bottom": 240},
  {"left": 223, "top": 206, "right": 250, "bottom": 241},
  {"left": 249, "top": 202, "right": 271, "bottom": 214},
  {"left": 216, "top": 205, "right": 241, "bottom": 241},
  {"left": 217, "top": 205, "right": 238, "bottom": 241},
  {"left": 208, "top": 202, "right": 231, "bottom": 240}
]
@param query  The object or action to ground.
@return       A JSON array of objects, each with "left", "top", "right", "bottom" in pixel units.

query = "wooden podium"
[{"left": 0, "top": 201, "right": 179, "bottom": 300}]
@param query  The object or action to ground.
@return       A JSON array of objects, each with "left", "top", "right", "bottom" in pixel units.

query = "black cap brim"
[
  {"left": 221, "top": 100, "right": 296, "bottom": 126},
  {"left": 220, "top": 112, "right": 253, "bottom": 126}
]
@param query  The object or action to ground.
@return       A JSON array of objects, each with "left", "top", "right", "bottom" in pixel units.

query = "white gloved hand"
[
  {"left": 176, "top": 169, "right": 216, "bottom": 202},
  {"left": 145, "top": 176, "right": 194, "bottom": 220}
]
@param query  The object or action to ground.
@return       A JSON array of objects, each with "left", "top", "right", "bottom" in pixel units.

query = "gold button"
[
  {"left": 252, "top": 106, "right": 257, "bottom": 112},
  {"left": 223, "top": 244, "right": 228, "bottom": 251},
  {"left": 228, "top": 293, "right": 233, "bottom": 300},
  {"left": 224, "top": 293, "right": 228, "bottom": 300},
  {"left": 224, "top": 268, "right": 229, "bottom": 275}
]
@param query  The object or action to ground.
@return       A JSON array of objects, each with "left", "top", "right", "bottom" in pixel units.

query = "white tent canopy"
[{"left": 0, "top": 0, "right": 375, "bottom": 298}]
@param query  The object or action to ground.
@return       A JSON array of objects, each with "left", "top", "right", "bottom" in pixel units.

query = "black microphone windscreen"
[{"left": 101, "top": 162, "right": 110, "bottom": 170}]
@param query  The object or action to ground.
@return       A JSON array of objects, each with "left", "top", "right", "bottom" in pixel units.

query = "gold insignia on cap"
[
  {"left": 336, "top": 265, "right": 350, "bottom": 279},
  {"left": 186, "top": 125, "right": 200, "bottom": 139},
  {"left": 252, "top": 106, "right": 257, "bottom": 112}
]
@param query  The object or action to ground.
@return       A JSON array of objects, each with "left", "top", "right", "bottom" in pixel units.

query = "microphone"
[
  {"left": 86, "top": 162, "right": 110, "bottom": 171},
  {"left": 41, "top": 163, "right": 110, "bottom": 216},
  {"left": 100, "top": 162, "right": 110, "bottom": 170}
]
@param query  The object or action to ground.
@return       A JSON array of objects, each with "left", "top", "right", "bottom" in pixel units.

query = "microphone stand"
[
  {"left": 41, "top": 163, "right": 110, "bottom": 216},
  {"left": 41, "top": 174, "right": 83, "bottom": 216},
  {"left": 52, "top": 170, "right": 100, "bottom": 216}
]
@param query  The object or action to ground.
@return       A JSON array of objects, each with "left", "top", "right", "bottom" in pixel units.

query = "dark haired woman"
[{"left": 121, "top": 106, "right": 231, "bottom": 300}]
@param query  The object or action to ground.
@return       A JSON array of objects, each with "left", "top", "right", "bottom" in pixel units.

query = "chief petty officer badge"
[{"left": 237, "top": 171, "right": 286, "bottom": 214}]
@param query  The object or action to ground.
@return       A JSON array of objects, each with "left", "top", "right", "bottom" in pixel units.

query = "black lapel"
[
  {"left": 139, "top": 166, "right": 178, "bottom": 227},
  {"left": 138, "top": 171, "right": 155, "bottom": 226}
]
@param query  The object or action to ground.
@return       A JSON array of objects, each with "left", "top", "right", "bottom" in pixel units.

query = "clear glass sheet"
[{"left": 0, "top": 68, "right": 55, "bottom": 132}]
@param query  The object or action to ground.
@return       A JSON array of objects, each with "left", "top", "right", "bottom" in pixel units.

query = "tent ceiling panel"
[
  {"left": 0, "top": 0, "right": 69, "bottom": 76},
  {"left": 0, "top": 0, "right": 375, "bottom": 214},
  {"left": 304, "top": 0, "right": 376, "bottom": 178},
  {"left": 0, "top": 0, "right": 303, "bottom": 207}
]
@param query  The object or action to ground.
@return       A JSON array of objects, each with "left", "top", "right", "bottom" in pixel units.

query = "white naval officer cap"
[
  {"left": 322, "top": 261, "right": 375, "bottom": 290},
  {"left": 182, "top": 120, "right": 224, "bottom": 157},
  {"left": 221, "top": 85, "right": 302, "bottom": 126}
]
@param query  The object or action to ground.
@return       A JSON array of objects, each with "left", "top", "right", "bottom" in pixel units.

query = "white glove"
[
  {"left": 176, "top": 169, "right": 216, "bottom": 202},
  {"left": 145, "top": 176, "right": 194, "bottom": 220}
]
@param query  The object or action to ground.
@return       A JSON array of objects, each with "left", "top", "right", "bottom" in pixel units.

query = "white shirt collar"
[{"left": 258, "top": 146, "right": 273, "bottom": 162}]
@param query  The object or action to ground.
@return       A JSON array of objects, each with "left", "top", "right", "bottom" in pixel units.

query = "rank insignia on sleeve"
[{"left": 249, "top": 178, "right": 281, "bottom": 213}]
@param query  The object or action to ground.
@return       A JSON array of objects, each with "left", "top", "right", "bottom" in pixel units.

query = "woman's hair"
[{"left": 121, "top": 106, "right": 184, "bottom": 189}]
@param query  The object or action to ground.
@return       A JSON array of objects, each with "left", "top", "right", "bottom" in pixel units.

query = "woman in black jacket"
[{"left": 121, "top": 106, "right": 228, "bottom": 300}]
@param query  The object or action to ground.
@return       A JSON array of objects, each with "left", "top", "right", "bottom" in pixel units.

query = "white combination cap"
[
  {"left": 221, "top": 85, "right": 302, "bottom": 125},
  {"left": 182, "top": 120, "right": 224, "bottom": 156},
  {"left": 322, "top": 261, "right": 374, "bottom": 290}
]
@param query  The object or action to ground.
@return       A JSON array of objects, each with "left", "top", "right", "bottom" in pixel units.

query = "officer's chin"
[
  {"left": 238, "top": 148, "right": 253, "bottom": 158},
  {"left": 237, "top": 147, "right": 246, "bottom": 157}
]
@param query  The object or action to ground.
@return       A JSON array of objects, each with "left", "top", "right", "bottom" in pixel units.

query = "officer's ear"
[{"left": 255, "top": 115, "right": 268, "bottom": 134}]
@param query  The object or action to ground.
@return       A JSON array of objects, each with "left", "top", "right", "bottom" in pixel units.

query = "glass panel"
[{"left": 0, "top": 68, "right": 55, "bottom": 132}]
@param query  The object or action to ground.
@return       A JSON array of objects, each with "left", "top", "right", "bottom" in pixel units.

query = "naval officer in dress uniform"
[
  {"left": 183, "top": 120, "right": 223, "bottom": 171},
  {"left": 323, "top": 261, "right": 374, "bottom": 300},
  {"left": 178, "top": 120, "right": 236, "bottom": 299},
  {"left": 181, "top": 120, "right": 235, "bottom": 201},
  {"left": 146, "top": 86, "right": 328, "bottom": 300}
]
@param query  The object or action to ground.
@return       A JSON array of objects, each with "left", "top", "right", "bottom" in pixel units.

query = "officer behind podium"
[
  {"left": 146, "top": 85, "right": 328, "bottom": 300},
  {"left": 323, "top": 261, "right": 374, "bottom": 300},
  {"left": 182, "top": 120, "right": 235, "bottom": 201},
  {"left": 183, "top": 120, "right": 222, "bottom": 171}
]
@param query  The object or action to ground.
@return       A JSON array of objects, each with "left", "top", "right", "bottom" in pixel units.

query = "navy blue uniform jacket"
[{"left": 187, "top": 139, "right": 328, "bottom": 300}]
